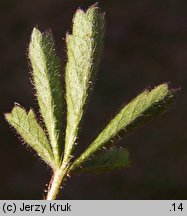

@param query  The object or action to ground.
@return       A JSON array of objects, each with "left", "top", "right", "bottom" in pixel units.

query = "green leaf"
[
  {"left": 75, "top": 147, "right": 130, "bottom": 174},
  {"left": 5, "top": 105, "right": 55, "bottom": 169},
  {"left": 70, "top": 83, "right": 178, "bottom": 172},
  {"left": 63, "top": 5, "right": 105, "bottom": 164},
  {"left": 29, "top": 28, "right": 63, "bottom": 166}
]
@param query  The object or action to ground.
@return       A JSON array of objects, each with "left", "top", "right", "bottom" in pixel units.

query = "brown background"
[{"left": 0, "top": 0, "right": 186, "bottom": 199}]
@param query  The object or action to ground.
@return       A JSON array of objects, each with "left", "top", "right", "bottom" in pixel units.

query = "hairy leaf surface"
[
  {"left": 71, "top": 84, "right": 178, "bottom": 171},
  {"left": 64, "top": 5, "right": 105, "bottom": 164},
  {"left": 5, "top": 106, "right": 55, "bottom": 168},
  {"left": 29, "top": 28, "right": 63, "bottom": 165}
]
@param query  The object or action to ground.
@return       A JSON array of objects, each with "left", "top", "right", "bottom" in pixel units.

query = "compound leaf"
[
  {"left": 29, "top": 28, "right": 63, "bottom": 166},
  {"left": 5, "top": 105, "right": 55, "bottom": 169}
]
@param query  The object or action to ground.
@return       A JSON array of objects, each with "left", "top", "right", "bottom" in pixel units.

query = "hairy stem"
[{"left": 46, "top": 165, "right": 68, "bottom": 200}]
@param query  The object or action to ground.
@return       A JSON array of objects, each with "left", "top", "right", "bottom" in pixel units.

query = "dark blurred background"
[{"left": 0, "top": 0, "right": 187, "bottom": 199}]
